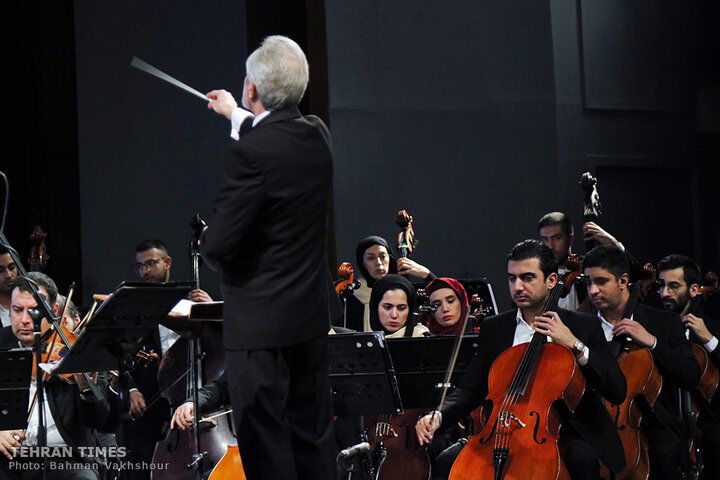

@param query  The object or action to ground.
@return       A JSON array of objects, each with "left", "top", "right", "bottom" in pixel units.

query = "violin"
[
  {"left": 599, "top": 270, "right": 663, "bottom": 480},
  {"left": 450, "top": 269, "right": 586, "bottom": 480},
  {"left": 580, "top": 172, "right": 602, "bottom": 253}
]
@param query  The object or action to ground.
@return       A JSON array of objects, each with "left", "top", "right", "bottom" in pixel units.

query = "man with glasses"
[
  {"left": 658, "top": 254, "right": 720, "bottom": 480},
  {"left": 0, "top": 245, "right": 19, "bottom": 327}
]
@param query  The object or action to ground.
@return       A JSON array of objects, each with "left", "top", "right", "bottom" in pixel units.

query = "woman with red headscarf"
[{"left": 425, "top": 277, "right": 471, "bottom": 335}]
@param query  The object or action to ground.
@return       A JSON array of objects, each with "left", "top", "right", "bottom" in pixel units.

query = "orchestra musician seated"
[
  {"left": 657, "top": 254, "right": 720, "bottom": 480},
  {"left": 0, "top": 272, "right": 113, "bottom": 480},
  {"left": 344, "top": 236, "right": 435, "bottom": 332},
  {"left": 584, "top": 246, "right": 702, "bottom": 479},
  {"left": 416, "top": 240, "right": 627, "bottom": 480},
  {"left": 369, "top": 274, "right": 429, "bottom": 338},
  {"left": 0, "top": 245, "right": 20, "bottom": 328},
  {"left": 425, "top": 277, "right": 471, "bottom": 335}
]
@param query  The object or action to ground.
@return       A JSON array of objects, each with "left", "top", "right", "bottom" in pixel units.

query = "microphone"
[{"left": 337, "top": 441, "right": 370, "bottom": 460}]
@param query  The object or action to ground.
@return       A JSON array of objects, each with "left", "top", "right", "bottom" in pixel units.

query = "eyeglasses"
[
  {"left": 0, "top": 263, "right": 17, "bottom": 275},
  {"left": 657, "top": 281, "right": 682, "bottom": 294},
  {"left": 133, "top": 257, "right": 166, "bottom": 273}
]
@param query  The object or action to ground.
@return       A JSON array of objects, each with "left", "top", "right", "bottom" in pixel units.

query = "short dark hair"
[
  {"left": 658, "top": 254, "right": 701, "bottom": 288},
  {"left": 538, "top": 211, "right": 573, "bottom": 237},
  {"left": 583, "top": 245, "right": 629, "bottom": 280},
  {"left": 13, "top": 271, "right": 59, "bottom": 307},
  {"left": 135, "top": 239, "right": 169, "bottom": 255},
  {"left": 507, "top": 239, "right": 558, "bottom": 279},
  {"left": 0, "top": 244, "right": 10, "bottom": 256}
]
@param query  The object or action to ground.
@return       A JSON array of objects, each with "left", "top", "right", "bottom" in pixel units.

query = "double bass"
[
  {"left": 449, "top": 268, "right": 586, "bottom": 480},
  {"left": 153, "top": 215, "right": 243, "bottom": 479}
]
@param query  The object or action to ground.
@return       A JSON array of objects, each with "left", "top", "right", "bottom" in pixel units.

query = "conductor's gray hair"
[{"left": 246, "top": 36, "right": 309, "bottom": 111}]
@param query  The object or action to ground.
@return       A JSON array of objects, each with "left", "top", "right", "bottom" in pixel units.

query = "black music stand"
[
  {"left": 328, "top": 332, "right": 403, "bottom": 417},
  {"left": 0, "top": 348, "right": 33, "bottom": 430},
  {"left": 52, "top": 282, "right": 192, "bottom": 374},
  {"left": 386, "top": 334, "right": 480, "bottom": 408},
  {"left": 49, "top": 281, "right": 192, "bottom": 421}
]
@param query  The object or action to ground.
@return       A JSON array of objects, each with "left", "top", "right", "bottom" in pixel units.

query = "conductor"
[{"left": 200, "top": 36, "right": 336, "bottom": 480}]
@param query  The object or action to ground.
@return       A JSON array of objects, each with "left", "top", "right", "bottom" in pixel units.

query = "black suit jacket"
[
  {"left": 201, "top": 106, "right": 333, "bottom": 350},
  {"left": 0, "top": 325, "right": 17, "bottom": 348},
  {"left": 630, "top": 303, "right": 701, "bottom": 438},
  {"left": 441, "top": 308, "right": 628, "bottom": 473}
]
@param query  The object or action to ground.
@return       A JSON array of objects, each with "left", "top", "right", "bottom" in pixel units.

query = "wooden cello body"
[
  {"left": 601, "top": 345, "right": 662, "bottom": 480},
  {"left": 365, "top": 408, "right": 431, "bottom": 480},
  {"left": 449, "top": 342, "right": 585, "bottom": 480}
]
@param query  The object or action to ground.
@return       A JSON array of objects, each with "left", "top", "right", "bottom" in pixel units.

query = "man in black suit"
[
  {"left": 416, "top": 239, "right": 627, "bottom": 480},
  {"left": 657, "top": 254, "right": 720, "bottom": 480},
  {"left": 0, "top": 272, "right": 112, "bottom": 479},
  {"left": 201, "top": 36, "right": 335, "bottom": 480},
  {"left": 584, "top": 246, "right": 702, "bottom": 480}
]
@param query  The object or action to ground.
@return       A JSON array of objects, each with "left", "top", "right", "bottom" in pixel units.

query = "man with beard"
[
  {"left": 584, "top": 246, "right": 701, "bottom": 479},
  {"left": 416, "top": 239, "right": 627, "bottom": 480},
  {"left": 657, "top": 254, "right": 720, "bottom": 480},
  {"left": 0, "top": 245, "right": 19, "bottom": 327}
]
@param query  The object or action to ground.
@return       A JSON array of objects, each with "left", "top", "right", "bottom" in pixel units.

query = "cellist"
[
  {"left": 584, "top": 246, "right": 702, "bottom": 479},
  {"left": 657, "top": 254, "right": 720, "bottom": 479},
  {"left": 416, "top": 239, "right": 627, "bottom": 480}
]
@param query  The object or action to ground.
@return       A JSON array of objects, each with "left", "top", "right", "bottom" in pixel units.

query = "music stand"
[
  {"left": 328, "top": 332, "right": 402, "bottom": 417},
  {"left": 386, "top": 335, "right": 480, "bottom": 408},
  {"left": 0, "top": 348, "right": 33, "bottom": 430}
]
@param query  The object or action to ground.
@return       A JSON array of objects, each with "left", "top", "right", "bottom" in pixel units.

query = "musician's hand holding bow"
[
  {"left": 206, "top": 89, "right": 237, "bottom": 119},
  {"left": 170, "top": 402, "right": 195, "bottom": 430},
  {"left": 532, "top": 311, "right": 576, "bottom": 350},
  {"left": 0, "top": 430, "right": 25, "bottom": 460},
  {"left": 129, "top": 390, "right": 147, "bottom": 418},
  {"left": 416, "top": 411, "right": 442, "bottom": 446}
]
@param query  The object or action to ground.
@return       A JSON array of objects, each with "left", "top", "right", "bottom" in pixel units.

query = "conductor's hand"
[
  {"left": 206, "top": 89, "right": 238, "bottom": 119},
  {"left": 189, "top": 289, "right": 213, "bottom": 303},
  {"left": 129, "top": 390, "right": 147, "bottom": 418},
  {"left": 416, "top": 411, "right": 441, "bottom": 446},
  {"left": 612, "top": 318, "right": 656, "bottom": 348},
  {"left": 171, "top": 402, "right": 195, "bottom": 430},
  {"left": 0, "top": 430, "right": 25, "bottom": 460},
  {"left": 397, "top": 258, "right": 431, "bottom": 279},
  {"left": 583, "top": 222, "right": 621, "bottom": 248}
]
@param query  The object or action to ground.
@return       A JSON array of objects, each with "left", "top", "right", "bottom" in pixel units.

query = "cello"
[
  {"left": 449, "top": 268, "right": 586, "bottom": 480},
  {"left": 599, "top": 270, "right": 663, "bottom": 480},
  {"left": 679, "top": 284, "right": 720, "bottom": 477},
  {"left": 580, "top": 172, "right": 602, "bottom": 253}
]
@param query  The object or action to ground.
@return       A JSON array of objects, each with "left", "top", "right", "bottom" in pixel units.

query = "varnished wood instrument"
[
  {"left": 580, "top": 172, "right": 602, "bottom": 253},
  {"left": 600, "top": 271, "right": 662, "bottom": 480},
  {"left": 396, "top": 210, "right": 416, "bottom": 259},
  {"left": 449, "top": 269, "right": 586, "bottom": 480}
]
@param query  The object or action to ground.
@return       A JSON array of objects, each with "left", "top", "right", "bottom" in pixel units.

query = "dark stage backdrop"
[
  {"left": 326, "top": 1, "right": 560, "bottom": 306},
  {"left": 74, "top": 1, "right": 248, "bottom": 301}
]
